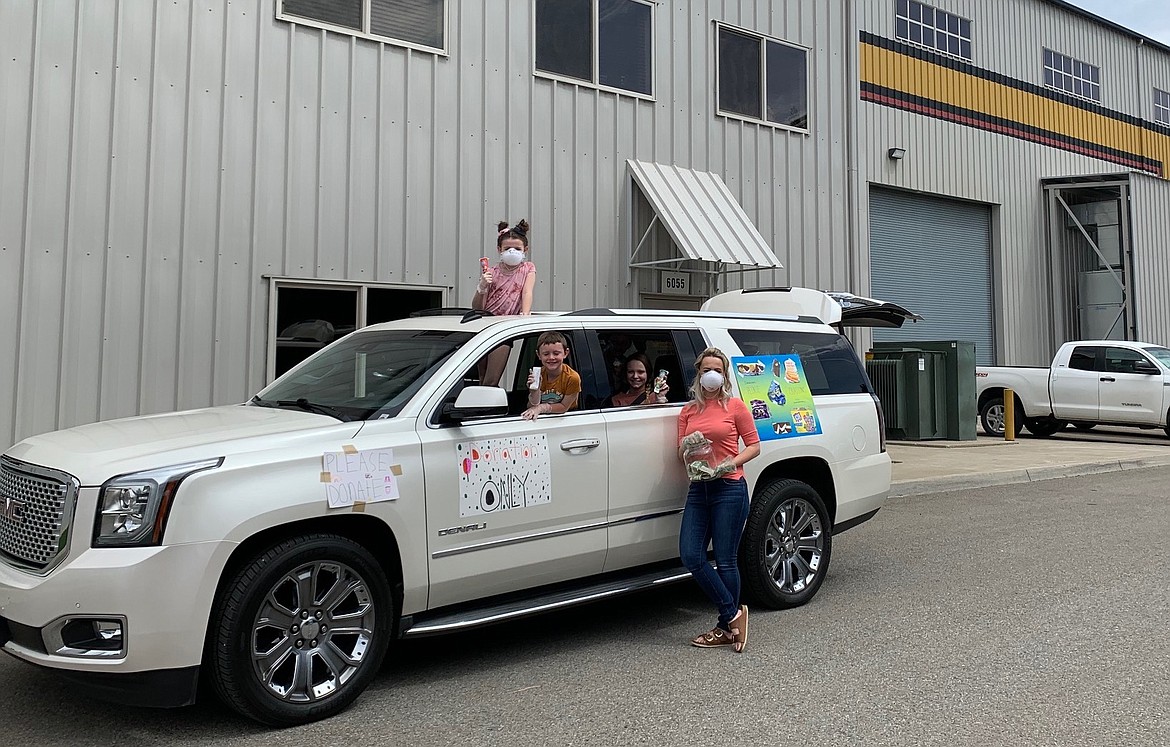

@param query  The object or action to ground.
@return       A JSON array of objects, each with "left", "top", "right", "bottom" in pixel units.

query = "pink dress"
[{"left": 481, "top": 261, "right": 535, "bottom": 315}]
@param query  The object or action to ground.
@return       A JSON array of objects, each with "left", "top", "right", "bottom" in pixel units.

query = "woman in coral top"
[{"left": 676, "top": 347, "right": 761, "bottom": 652}]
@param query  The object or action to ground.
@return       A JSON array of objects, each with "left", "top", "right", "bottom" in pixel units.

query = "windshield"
[
  {"left": 255, "top": 329, "right": 473, "bottom": 420},
  {"left": 1144, "top": 346, "right": 1170, "bottom": 368}
]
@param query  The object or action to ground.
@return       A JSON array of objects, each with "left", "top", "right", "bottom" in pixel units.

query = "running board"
[{"left": 401, "top": 566, "right": 692, "bottom": 638}]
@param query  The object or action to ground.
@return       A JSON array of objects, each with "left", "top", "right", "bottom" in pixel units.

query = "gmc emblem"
[{"left": 1, "top": 494, "right": 24, "bottom": 524}]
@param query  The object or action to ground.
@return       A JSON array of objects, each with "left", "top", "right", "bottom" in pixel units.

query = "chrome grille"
[{"left": 0, "top": 457, "right": 79, "bottom": 572}]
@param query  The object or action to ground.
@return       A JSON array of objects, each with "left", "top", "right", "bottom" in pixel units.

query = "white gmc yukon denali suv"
[{"left": 0, "top": 288, "right": 891, "bottom": 726}]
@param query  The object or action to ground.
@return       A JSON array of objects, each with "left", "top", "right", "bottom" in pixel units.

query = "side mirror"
[
  {"left": 1132, "top": 359, "right": 1159, "bottom": 375},
  {"left": 442, "top": 386, "right": 509, "bottom": 422}
]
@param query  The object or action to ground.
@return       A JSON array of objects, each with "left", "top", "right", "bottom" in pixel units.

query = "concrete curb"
[{"left": 889, "top": 455, "right": 1170, "bottom": 498}]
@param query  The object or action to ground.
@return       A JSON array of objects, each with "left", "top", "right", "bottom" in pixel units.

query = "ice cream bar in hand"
[
  {"left": 480, "top": 257, "right": 490, "bottom": 273},
  {"left": 653, "top": 369, "right": 669, "bottom": 393}
]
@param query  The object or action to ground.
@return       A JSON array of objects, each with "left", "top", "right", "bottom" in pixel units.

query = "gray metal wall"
[
  {"left": 857, "top": 0, "right": 1170, "bottom": 366},
  {"left": 0, "top": 0, "right": 853, "bottom": 448},
  {"left": 1130, "top": 173, "right": 1170, "bottom": 346}
]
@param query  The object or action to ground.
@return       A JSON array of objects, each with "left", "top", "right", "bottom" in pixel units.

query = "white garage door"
[{"left": 869, "top": 189, "right": 995, "bottom": 365}]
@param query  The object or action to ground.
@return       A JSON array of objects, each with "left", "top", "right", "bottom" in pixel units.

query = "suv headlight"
[{"left": 93, "top": 458, "right": 223, "bottom": 547}]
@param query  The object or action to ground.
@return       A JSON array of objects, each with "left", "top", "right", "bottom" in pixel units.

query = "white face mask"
[
  {"left": 500, "top": 248, "right": 525, "bottom": 267},
  {"left": 700, "top": 370, "right": 725, "bottom": 392}
]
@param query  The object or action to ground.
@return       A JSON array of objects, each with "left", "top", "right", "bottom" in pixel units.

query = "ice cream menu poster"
[{"left": 730, "top": 355, "right": 822, "bottom": 441}]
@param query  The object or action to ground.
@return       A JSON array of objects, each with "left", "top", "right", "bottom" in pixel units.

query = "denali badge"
[
  {"left": 438, "top": 522, "right": 486, "bottom": 537},
  {"left": 1, "top": 494, "right": 24, "bottom": 524}
]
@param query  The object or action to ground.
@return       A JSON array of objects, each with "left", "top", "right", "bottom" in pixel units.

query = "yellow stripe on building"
[{"left": 861, "top": 41, "right": 1170, "bottom": 176}]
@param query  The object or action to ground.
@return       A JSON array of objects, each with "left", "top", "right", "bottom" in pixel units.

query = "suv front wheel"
[
  {"left": 208, "top": 533, "right": 395, "bottom": 726},
  {"left": 739, "top": 479, "right": 832, "bottom": 609}
]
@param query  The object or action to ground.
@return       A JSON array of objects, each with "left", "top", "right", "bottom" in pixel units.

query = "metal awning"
[{"left": 627, "top": 159, "right": 784, "bottom": 273}]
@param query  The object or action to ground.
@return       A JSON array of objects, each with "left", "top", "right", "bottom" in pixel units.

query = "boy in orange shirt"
[{"left": 523, "top": 332, "right": 581, "bottom": 420}]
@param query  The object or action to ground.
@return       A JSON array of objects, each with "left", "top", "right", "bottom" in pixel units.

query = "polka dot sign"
[{"left": 457, "top": 435, "right": 552, "bottom": 518}]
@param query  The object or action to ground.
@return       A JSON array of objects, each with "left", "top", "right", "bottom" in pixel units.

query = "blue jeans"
[{"left": 679, "top": 477, "right": 750, "bottom": 630}]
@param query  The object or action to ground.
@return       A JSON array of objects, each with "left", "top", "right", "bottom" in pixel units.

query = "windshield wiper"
[
  {"left": 250, "top": 395, "right": 351, "bottom": 421},
  {"left": 274, "top": 398, "right": 349, "bottom": 420}
]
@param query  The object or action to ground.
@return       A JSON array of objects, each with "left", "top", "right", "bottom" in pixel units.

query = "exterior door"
[
  {"left": 1098, "top": 347, "right": 1162, "bottom": 424},
  {"left": 592, "top": 327, "right": 696, "bottom": 572},
  {"left": 418, "top": 327, "right": 608, "bottom": 608},
  {"left": 869, "top": 189, "right": 996, "bottom": 364},
  {"left": 1051, "top": 345, "right": 1101, "bottom": 421}
]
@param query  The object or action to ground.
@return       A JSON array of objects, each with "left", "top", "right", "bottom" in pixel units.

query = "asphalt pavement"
[
  {"left": 1, "top": 426, "right": 1168, "bottom": 745},
  {"left": 2, "top": 467, "right": 1168, "bottom": 746}
]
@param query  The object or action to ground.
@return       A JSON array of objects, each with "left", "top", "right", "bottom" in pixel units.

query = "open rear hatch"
[
  {"left": 701, "top": 287, "right": 923, "bottom": 328},
  {"left": 823, "top": 291, "right": 924, "bottom": 328}
]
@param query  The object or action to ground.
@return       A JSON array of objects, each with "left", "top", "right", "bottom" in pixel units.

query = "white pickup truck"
[{"left": 975, "top": 340, "right": 1170, "bottom": 438}]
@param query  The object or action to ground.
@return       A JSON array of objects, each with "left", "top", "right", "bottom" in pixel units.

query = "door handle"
[
  {"left": 560, "top": 438, "right": 601, "bottom": 453},
  {"left": 1100, "top": 376, "right": 1115, "bottom": 382}
]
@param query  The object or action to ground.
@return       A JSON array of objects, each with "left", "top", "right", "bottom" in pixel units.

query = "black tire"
[
  {"left": 208, "top": 534, "right": 394, "bottom": 727},
  {"left": 979, "top": 395, "right": 1024, "bottom": 437},
  {"left": 1072, "top": 422, "right": 1097, "bottom": 432},
  {"left": 1024, "top": 418, "right": 1065, "bottom": 438},
  {"left": 739, "top": 479, "right": 832, "bottom": 609}
]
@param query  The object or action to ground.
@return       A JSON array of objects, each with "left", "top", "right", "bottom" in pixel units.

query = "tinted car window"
[
  {"left": 594, "top": 329, "right": 688, "bottom": 404},
  {"left": 728, "top": 329, "right": 871, "bottom": 396},
  {"left": 1104, "top": 347, "right": 1151, "bottom": 374},
  {"left": 434, "top": 329, "right": 599, "bottom": 424},
  {"left": 1068, "top": 347, "right": 1097, "bottom": 371}
]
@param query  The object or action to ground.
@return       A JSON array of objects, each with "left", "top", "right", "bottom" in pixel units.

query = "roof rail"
[
  {"left": 562, "top": 308, "right": 616, "bottom": 317},
  {"left": 409, "top": 307, "right": 495, "bottom": 323},
  {"left": 559, "top": 307, "right": 821, "bottom": 324}
]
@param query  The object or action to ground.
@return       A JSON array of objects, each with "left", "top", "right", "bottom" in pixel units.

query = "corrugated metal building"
[
  {"left": 858, "top": 0, "right": 1170, "bottom": 365},
  {"left": 2, "top": 0, "right": 1169, "bottom": 448}
]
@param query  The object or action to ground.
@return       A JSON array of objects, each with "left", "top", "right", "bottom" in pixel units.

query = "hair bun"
[{"left": 513, "top": 219, "right": 529, "bottom": 236}]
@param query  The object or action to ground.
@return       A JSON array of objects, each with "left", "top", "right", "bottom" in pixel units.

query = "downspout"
[
  {"left": 1128, "top": 37, "right": 1144, "bottom": 341},
  {"left": 844, "top": 0, "right": 865, "bottom": 349},
  {"left": 845, "top": 0, "right": 859, "bottom": 292}
]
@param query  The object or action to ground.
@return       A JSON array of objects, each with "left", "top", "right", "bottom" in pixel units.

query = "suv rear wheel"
[
  {"left": 208, "top": 533, "right": 394, "bottom": 726},
  {"left": 739, "top": 479, "right": 832, "bottom": 609}
]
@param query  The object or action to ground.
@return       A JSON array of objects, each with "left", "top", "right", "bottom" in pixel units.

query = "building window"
[
  {"left": 267, "top": 279, "right": 446, "bottom": 381},
  {"left": 534, "top": 0, "right": 654, "bottom": 97},
  {"left": 1156, "top": 88, "right": 1170, "bottom": 125},
  {"left": 277, "top": 0, "right": 446, "bottom": 53},
  {"left": 895, "top": 0, "right": 972, "bottom": 61},
  {"left": 1044, "top": 49, "right": 1100, "bottom": 102},
  {"left": 715, "top": 23, "right": 809, "bottom": 132}
]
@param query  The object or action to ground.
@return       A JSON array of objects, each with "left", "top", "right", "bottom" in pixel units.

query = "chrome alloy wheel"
[
  {"left": 250, "top": 561, "right": 376, "bottom": 703},
  {"left": 763, "top": 497, "right": 826, "bottom": 595},
  {"left": 984, "top": 402, "right": 1006, "bottom": 434}
]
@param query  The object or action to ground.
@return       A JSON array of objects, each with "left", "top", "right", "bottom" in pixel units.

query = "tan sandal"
[
  {"left": 691, "top": 627, "right": 734, "bottom": 648},
  {"left": 729, "top": 605, "right": 749, "bottom": 653}
]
